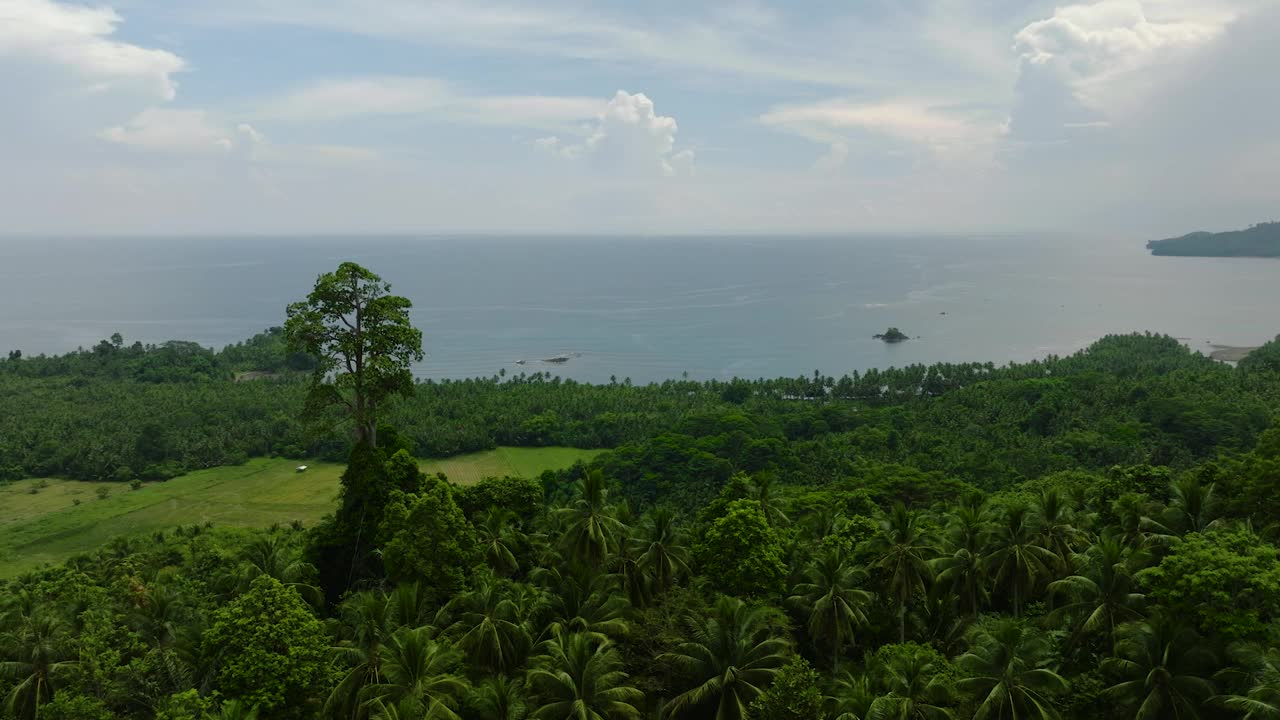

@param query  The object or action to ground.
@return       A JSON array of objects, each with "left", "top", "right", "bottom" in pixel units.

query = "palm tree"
[
  {"left": 984, "top": 504, "right": 1058, "bottom": 618},
  {"left": 534, "top": 563, "right": 630, "bottom": 644},
  {"left": 787, "top": 548, "right": 873, "bottom": 671},
  {"left": 444, "top": 573, "right": 531, "bottom": 674},
  {"left": 955, "top": 618, "right": 1068, "bottom": 720},
  {"left": 0, "top": 613, "right": 78, "bottom": 720},
  {"left": 360, "top": 626, "right": 469, "bottom": 720},
  {"left": 477, "top": 509, "right": 524, "bottom": 577},
  {"left": 861, "top": 503, "right": 935, "bottom": 643},
  {"left": 1213, "top": 642, "right": 1280, "bottom": 720},
  {"left": 527, "top": 633, "right": 642, "bottom": 720},
  {"left": 1046, "top": 534, "right": 1146, "bottom": 651},
  {"left": 659, "top": 596, "right": 790, "bottom": 720},
  {"left": 1034, "top": 489, "right": 1085, "bottom": 566},
  {"left": 631, "top": 508, "right": 690, "bottom": 597},
  {"left": 1146, "top": 476, "right": 1222, "bottom": 538},
  {"left": 469, "top": 675, "right": 528, "bottom": 720},
  {"left": 227, "top": 532, "right": 321, "bottom": 605},
  {"left": 556, "top": 470, "right": 625, "bottom": 569},
  {"left": 1102, "top": 612, "right": 1216, "bottom": 720},
  {"left": 931, "top": 502, "right": 993, "bottom": 620},
  {"left": 830, "top": 670, "right": 876, "bottom": 720},
  {"left": 328, "top": 589, "right": 398, "bottom": 720},
  {"left": 752, "top": 475, "right": 790, "bottom": 528},
  {"left": 867, "top": 646, "right": 956, "bottom": 720}
]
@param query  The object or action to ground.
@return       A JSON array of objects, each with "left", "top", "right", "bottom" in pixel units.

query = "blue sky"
[{"left": 2, "top": 0, "right": 1276, "bottom": 235}]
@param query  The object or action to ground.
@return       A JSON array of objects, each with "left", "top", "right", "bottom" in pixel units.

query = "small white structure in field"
[{"left": 296, "top": 465, "right": 308, "bottom": 473}]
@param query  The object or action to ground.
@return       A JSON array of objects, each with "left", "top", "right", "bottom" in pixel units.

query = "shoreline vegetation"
[{"left": 1147, "top": 220, "right": 1280, "bottom": 257}]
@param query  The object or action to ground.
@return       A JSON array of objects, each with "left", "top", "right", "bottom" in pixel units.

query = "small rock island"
[
  {"left": 1147, "top": 221, "right": 1280, "bottom": 257},
  {"left": 874, "top": 327, "right": 910, "bottom": 343}
]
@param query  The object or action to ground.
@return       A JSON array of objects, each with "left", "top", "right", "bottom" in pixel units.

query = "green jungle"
[{"left": 3, "top": 262, "right": 1280, "bottom": 720}]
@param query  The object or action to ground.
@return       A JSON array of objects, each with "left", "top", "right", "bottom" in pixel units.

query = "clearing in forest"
[{"left": 0, "top": 446, "right": 600, "bottom": 576}]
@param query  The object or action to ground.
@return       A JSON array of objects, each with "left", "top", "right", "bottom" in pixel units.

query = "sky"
[{"left": 1, "top": 0, "right": 1277, "bottom": 236}]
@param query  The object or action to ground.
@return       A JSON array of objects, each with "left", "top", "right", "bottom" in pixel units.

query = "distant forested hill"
[{"left": 1147, "top": 221, "right": 1280, "bottom": 256}]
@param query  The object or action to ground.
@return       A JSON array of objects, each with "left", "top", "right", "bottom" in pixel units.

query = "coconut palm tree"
[
  {"left": 360, "top": 626, "right": 469, "bottom": 720},
  {"left": 931, "top": 501, "right": 993, "bottom": 620},
  {"left": 1213, "top": 642, "right": 1280, "bottom": 720},
  {"left": 1034, "top": 489, "right": 1085, "bottom": 566},
  {"left": 327, "top": 589, "right": 400, "bottom": 720},
  {"left": 752, "top": 475, "right": 790, "bottom": 528},
  {"left": 229, "top": 532, "right": 321, "bottom": 605},
  {"left": 477, "top": 509, "right": 524, "bottom": 577},
  {"left": 866, "top": 646, "right": 956, "bottom": 720},
  {"left": 535, "top": 563, "right": 630, "bottom": 644},
  {"left": 1102, "top": 612, "right": 1216, "bottom": 720},
  {"left": 556, "top": 470, "right": 625, "bottom": 569},
  {"left": 1046, "top": 534, "right": 1146, "bottom": 651},
  {"left": 631, "top": 507, "right": 690, "bottom": 597},
  {"left": 0, "top": 613, "right": 78, "bottom": 720},
  {"left": 659, "top": 596, "right": 790, "bottom": 720},
  {"left": 861, "top": 503, "right": 935, "bottom": 643},
  {"left": 444, "top": 573, "right": 531, "bottom": 675},
  {"left": 830, "top": 671, "right": 876, "bottom": 720},
  {"left": 984, "top": 504, "right": 1058, "bottom": 618},
  {"left": 1145, "top": 476, "right": 1223, "bottom": 539},
  {"left": 468, "top": 675, "right": 528, "bottom": 720},
  {"left": 955, "top": 618, "right": 1068, "bottom": 720},
  {"left": 787, "top": 548, "right": 873, "bottom": 671},
  {"left": 527, "top": 633, "right": 642, "bottom": 720}
]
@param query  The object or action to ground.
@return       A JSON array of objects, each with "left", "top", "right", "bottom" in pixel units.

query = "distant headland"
[{"left": 1147, "top": 221, "right": 1280, "bottom": 257}]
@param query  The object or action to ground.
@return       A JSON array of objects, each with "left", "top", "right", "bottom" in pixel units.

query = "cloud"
[
  {"left": 260, "top": 76, "right": 606, "bottom": 129},
  {"left": 1011, "top": 0, "right": 1238, "bottom": 121},
  {"left": 0, "top": 0, "right": 185, "bottom": 99},
  {"left": 538, "top": 91, "right": 694, "bottom": 177},
  {"left": 760, "top": 100, "right": 982, "bottom": 146},
  {"left": 100, "top": 108, "right": 254, "bottom": 153}
]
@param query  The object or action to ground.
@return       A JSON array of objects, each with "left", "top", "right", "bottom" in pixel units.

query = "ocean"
[{"left": 0, "top": 234, "right": 1276, "bottom": 384}]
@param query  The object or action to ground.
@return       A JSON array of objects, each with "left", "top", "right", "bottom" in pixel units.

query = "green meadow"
[{"left": 0, "top": 446, "right": 599, "bottom": 576}]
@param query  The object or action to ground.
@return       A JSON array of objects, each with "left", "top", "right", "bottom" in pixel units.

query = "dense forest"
[
  {"left": 1147, "top": 221, "right": 1280, "bottom": 257},
  {"left": 4, "top": 272, "right": 1280, "bottom": 719}
]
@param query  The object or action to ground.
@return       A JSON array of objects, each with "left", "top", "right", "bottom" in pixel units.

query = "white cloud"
[
  {"left": 100, "top": 108, "right": 249, "bottom": 153},
  {"left": 1012, "top": 0, "right": 1237, "bottom": 118},
  {"left": 261, "top": 76, "right": 606, "bottom": 130},
  {"left": 0, "top": 0, "right": 185, "bottom": 99},
  {"left": 761, "top": 100, "right": 982, "bottom": 146},
  {"left": 540, "top": 91, "right": 695, "bottom": 177}
]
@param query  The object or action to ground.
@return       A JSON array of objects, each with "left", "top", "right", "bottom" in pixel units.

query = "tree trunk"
[{"left": 899, "top": 599, "right": 906, "bottom": 644}]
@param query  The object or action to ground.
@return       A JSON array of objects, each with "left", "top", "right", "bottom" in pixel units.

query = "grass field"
[{"left": 0, "top": 446, "right": 600, "bottom": 577}]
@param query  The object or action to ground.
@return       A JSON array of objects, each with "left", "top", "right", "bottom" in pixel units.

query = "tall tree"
[
  {"left": 1046, "top": 534, "right": 1146, "bottom": 651},
  {"left": 360, "top": 627, "right": 468, "bottom": 720},
  {"left": 527, "top": 634, "right": 642, "bottom": 720},
  {"left": 861, "top": 503, "right": 935, "bottom": 643},
  {"left": 660, "top": 597, "right": 790, "bottom": 720},
  {"left": 630, "top": 507, "right": 690, "bottom": 597},
  {"left": 955, "top": 618, "right": 1068, "bottom": 720},
  {"left": 286, "top": 262, "right": 423, "bottom": 447},
  {"left": 1213, "top": 643, "right": 1280, "bottom": 720},
  {"left": 984, "top": 504, "right": 1058, "bottom": 618},
  {"left": 1102, "top": 612, "right": 1217, "bottom": 720},
  {"left": 787, "top": 548, "right": 873, "bottom": 671},
  {"left": 556, "top": 470, "right": 624, "bottom": 569},
  {"left": 0, "top": 613, "right": 78, "bottom": 720}
]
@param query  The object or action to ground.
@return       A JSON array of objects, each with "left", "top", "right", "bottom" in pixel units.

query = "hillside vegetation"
[{"left": 1148, "top": 221, "right": 1280, "bottom": 256}]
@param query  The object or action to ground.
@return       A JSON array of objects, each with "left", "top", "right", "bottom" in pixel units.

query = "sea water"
[{"left": 0, "top": 234, "right": 1276, "bottom": 384}]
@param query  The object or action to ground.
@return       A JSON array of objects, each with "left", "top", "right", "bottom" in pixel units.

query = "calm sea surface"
[{"left": 0, "top": 235, "right": 1276, "bottom": 384}]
